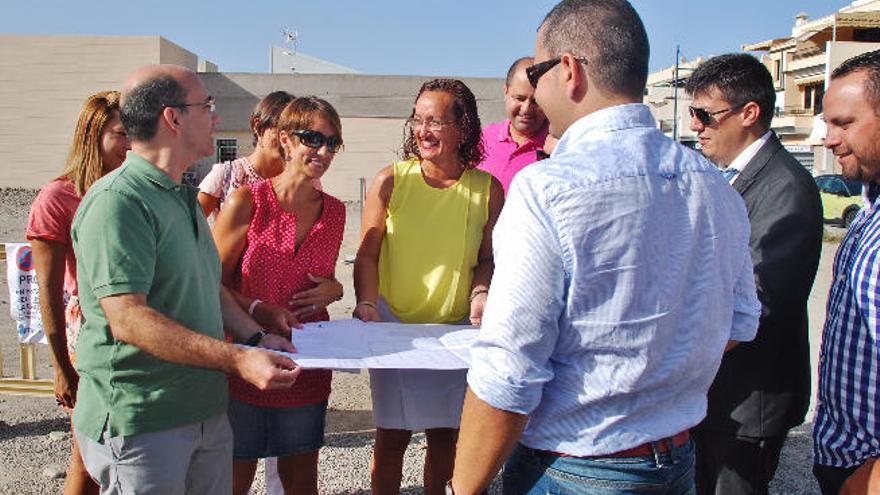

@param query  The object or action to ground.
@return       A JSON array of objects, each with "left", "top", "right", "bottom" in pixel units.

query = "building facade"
[
  {"left": 744, "top": 0, "right": 880, "bottom": 173},
  {"left": 645, "top": 0, "right": 880, "bottom": 174},
  {"left": 0, "top": 34, "right": 214, "bottom": 188},
  {"left": 0, "top": 34, "right": 504, "bottom": 201}
]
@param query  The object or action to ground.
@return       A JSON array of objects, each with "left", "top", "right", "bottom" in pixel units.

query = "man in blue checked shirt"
[
  {"left": 447, "top": 1, "right": 761, "bottom": 494},
  {"left": 813, "top": 49, "right": 880, "bottom": 495}
]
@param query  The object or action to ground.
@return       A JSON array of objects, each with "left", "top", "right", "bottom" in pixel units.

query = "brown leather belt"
[
  {"left": 534, "top": 430, "right": 690, "bottom": 458},
  {"left": 606, "top": 430, "right": 690, "bottom": 457}
]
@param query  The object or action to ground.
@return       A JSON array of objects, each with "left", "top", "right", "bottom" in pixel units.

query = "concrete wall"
[
  {"left": 0, "top": 35, "right": 200, "bottom": 188},
  {"left": 159, "top": 38, "right": 199, "bottom": 71},
  {"left": 826, "top": 41, "right": 880, "bottom": 74},
  {"left": 199, "top": 60, "right": 219, "bottom": 73},
  {"left": 269, "top": 46, "right": 360, "bottom": 74},
  {"left": 196, "top": 72, "right": 506, "bottom": 201},
  {"left": 0, "top": 35, "right": 505, "bottom": 197},
  {"left": 201, "top": 72, "right": 505, "bottom": 124},
  {"left": 0, "top": 35, "right": 162, "bottom": 187}
]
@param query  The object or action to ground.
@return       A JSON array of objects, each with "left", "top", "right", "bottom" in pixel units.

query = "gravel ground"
[{"left": 0, "top": 187, "right": 825, "bottom": 494}]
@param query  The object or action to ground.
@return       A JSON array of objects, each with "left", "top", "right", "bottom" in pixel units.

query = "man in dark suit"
[{"left": 685, "top": 53, "right": 823, "bottom": 494}]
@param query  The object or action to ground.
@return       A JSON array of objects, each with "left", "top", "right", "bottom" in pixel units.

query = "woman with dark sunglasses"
[
  {"left": 354, "top": 79, "right": 504, "bottom": 495},
  {"left": 212, "top": 96, "right": 345, "bottom": 495}
]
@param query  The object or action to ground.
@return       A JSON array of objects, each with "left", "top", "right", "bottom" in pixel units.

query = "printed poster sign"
[{"left": 5, "top": 243, "right": 46, "bottom": 344}]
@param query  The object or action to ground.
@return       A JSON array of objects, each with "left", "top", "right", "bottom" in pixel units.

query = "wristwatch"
[{"left": 245, "top": 329, "right": 268, "bottom": 347}]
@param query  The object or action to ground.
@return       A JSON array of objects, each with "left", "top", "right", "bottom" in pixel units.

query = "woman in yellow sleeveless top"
[{"left": 354, "top": 79, "right": 504, "bottom": 495}]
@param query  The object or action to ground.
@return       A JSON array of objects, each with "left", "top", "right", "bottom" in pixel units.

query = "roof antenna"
[
  {"left": 281, "top": 28, "right": 298, "bottom": 56},
  {"left": 280, "top": 28, "right": 299, "bottom": 73}
]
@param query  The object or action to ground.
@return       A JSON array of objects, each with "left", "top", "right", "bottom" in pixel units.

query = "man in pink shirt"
[{"left": 478, "top": 57, "right": 549, "bottom": 195}]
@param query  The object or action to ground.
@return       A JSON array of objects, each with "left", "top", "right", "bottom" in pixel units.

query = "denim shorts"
[
  {"left": 502, "top": 439, "right": 696, "bottom": 494},
  {"left": 227, "top": 398, "right": 327, "bottom": 459}
]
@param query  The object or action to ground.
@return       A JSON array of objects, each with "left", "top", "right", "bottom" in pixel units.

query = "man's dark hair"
[
  {"left": 685, "top": 53, "right": 776, "bottom": 131},
  {"left": 540, "top": 0, "right": 649, "bottom": 99},
  {"left": 505, "top": 57, "right": 533, "bottom": 86},
  {"left": 831, "top": 49, "right": 880, "bottom": 110},
  {"left": 120, "top": 75, "right": 188, "bottom": 141}
]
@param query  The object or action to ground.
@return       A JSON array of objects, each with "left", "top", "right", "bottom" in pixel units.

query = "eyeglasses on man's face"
[
  {"left": 526, "top": 56, "right": 589, "bottom": 88},
  {"left": 164, "top": 96, "right": 216, "bottom": 113},
  {"left": 687, "top": 103, "right": 746, "bottom": 126},
  {"left": 292, "top": 129, "right": 343, "bottom": 153},
  {"left": 407, "top": 116, "right": 455, "bottom": 133}
]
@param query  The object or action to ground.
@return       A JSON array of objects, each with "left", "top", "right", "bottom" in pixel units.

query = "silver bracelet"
[
  {"left": 248, "top": 299, "right": 262, "bottom": 316},
  {"left": 469, "top": 288, "right": 489, "bottom": 303}
]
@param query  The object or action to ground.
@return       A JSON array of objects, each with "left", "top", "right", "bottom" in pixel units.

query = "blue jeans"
[{"left": 502, "top": 440, "right": 696, "bottom": 494}]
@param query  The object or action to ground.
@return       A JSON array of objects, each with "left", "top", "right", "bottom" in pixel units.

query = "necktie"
[{"left": 721, "top": 167, "right": 739, "bottom": 182}]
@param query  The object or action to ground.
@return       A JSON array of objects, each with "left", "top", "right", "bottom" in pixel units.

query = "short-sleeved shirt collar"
[
  {"left": 495, "top": 118, "right": 549, "bottom": 147},
  {"left": 125, "top": 153, "right": 182, "bottom": 191}
]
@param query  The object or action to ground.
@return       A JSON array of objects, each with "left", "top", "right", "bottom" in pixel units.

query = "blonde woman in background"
[{"left": 27, "top": 90, "right": 129, "bottom": 495}]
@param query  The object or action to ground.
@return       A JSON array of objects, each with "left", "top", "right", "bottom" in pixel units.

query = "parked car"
[{"left": 814, "top": 174, "right": 863, "bottom": 227}]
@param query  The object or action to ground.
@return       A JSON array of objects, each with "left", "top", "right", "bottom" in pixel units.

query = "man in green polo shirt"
[{"left": 71, "top": 64, "right": 300, "bottom": 495}]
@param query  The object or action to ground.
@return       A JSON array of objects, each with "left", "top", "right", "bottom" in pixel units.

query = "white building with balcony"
[{"left": 645, "top": 0, "right": 880, "bottom": 173}]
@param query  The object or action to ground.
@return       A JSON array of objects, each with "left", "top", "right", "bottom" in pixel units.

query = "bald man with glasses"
[{"left": 70, "top": 65, "right": 300, "bottom": 494}]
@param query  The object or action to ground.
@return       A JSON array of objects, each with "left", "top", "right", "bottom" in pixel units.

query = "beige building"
[
  {"left": 0, "top": 34, "right": 215, "bottom": 188},
  {"left": 744, "top": 0, "right": 880, "bottom": 173},
  {"left": 0, "top": 34, "right": 505, "bottom": 201},
  {"left": 645, "top": 0, "right": 880, "bottom": 173},
  {"left": 197, "top": 72, "right": 505, "bottom": 202},
  {"left": 644, "top": 56, "right": 703, "bottom": 147}
]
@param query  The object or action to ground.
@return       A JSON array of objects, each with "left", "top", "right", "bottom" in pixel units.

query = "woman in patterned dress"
[{"left": 212, "top": 96, "right": 345, "bottom": 495}]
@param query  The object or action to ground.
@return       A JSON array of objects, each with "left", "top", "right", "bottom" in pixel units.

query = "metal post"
[
  {"left": 832, "top": 14, "right": 837, "bottom": 42},
  {"left": 359, "top": 177, "right": 366, "bottom": 211},
  {"left": 673, "top": 45, "right": 680, "bottom": 142}
]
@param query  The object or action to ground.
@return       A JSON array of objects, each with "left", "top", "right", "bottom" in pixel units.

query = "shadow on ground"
[{"left": 0, "top": 417, "right": 68, "bottom": 441}]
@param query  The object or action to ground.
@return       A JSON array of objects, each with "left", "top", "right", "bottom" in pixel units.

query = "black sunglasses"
[
  {"left": 687, "top": 103, "right": 746, "bottom": 126},
  {"left": 292, "top": 129, "right": 343, "bottom": 153},
  {"left": 525, "top": 56, "right": 589, "bottom": 88}
]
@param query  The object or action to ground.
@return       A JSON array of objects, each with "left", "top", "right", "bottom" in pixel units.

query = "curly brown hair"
[{"left": 401, "top": 79, "right": 485, "bottom": 169}]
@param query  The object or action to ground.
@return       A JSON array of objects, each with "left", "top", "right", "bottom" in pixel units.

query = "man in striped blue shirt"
[
  {"left": 813, "top": 49, "right": 880, "bottom": 495},
  {"left": 448, "top": 1, "right": 760, "bottom": 494}
]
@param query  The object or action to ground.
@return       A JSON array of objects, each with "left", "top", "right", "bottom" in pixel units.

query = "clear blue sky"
[{"left": 1, "top": 0, "right": 852, "bottom": 77}]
